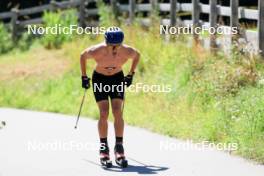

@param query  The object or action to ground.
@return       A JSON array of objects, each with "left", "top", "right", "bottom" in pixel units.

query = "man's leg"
[
  {"left": 111, "top": 98, "right": 124, "bottom": 140},
  {"left": 97, "top": 100, "right": 110, "bottom": 156},
  {"left": 97, "top": 99, "right": 113, "bottom": 167},
  {"left": 111, "top": 98, "right": 127, "bottom": 167},
  {"left": 97, "top": 100, "right": 109, "bottom": 139}
]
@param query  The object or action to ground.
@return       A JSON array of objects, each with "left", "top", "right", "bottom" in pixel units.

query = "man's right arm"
[
  {"left": 80, "top": 48, "right": 93, "bottom": 76},
  {"left": 80, "top": 47, "right": 97, "bottom": 89}
]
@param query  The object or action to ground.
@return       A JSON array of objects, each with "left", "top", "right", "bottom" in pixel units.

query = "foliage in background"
[
  {"left": 41, "top": 10, "right": 78, "bottom": 49},
  {"left": 0, "top": 23, "right": 35, "bottom": 54},
  {"left": 17, "top": 33, "right": 36, "bottom": 51},
  {"left": 97, "top": 0, "right": 117, "bottom": 28},
  {"left": 0, "top": 23, "right": 13, "bottom": 54}
]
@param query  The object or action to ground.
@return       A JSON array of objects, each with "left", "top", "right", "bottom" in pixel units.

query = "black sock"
[
  {"left": 116, "top": 136, "right": 123, "bottom": 144},
  {"left": 100, "top": 138, "right": 108, "bottom": 153},
  {"left": 100, "top": 138, "right": 108, "bottom": 146}
]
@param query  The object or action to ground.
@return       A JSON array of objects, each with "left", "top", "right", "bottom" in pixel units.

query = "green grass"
[{"left": 0, "top": 25, "right": 264, "bottom": 163}]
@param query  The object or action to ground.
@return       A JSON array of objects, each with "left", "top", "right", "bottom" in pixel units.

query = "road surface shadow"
[{"left": 84, "top": 157, "right": 169, "bottom": 174}]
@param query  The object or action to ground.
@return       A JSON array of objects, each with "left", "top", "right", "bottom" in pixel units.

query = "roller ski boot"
[
  {"left": 100, "top": 145, "right": 112, "bottom": 168},
  {"left": 114, "top": 144, "right": 128, "bottom": 168}
]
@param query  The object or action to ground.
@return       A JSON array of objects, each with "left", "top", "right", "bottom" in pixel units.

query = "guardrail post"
[
  {"left": 258, "top": 0, "right": 264, "bottom": 57},
  {"left": 210, "top": 0, "right": 217, "bottom": 51},
  {"left": 11, "top": 8, "right": 19, "bottom": 42},
  {"left": 129, "top": 0, "right": 135, "bottom": 23},
  {"left": 79, "top": 0, "right": 86, "bottom": 28},
  {"left": 231, "top": 0, "right": 239, "bottom": 45},
  {"left": 170, "top": 0, "right": 177, "bottom": 26},
  {"left": 192, "top": 0, "right": 200, "bottom": 43}
]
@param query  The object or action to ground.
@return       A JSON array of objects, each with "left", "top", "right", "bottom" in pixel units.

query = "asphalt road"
[{"left": 0, "top": 108, "right": 263, "bottom": 176}]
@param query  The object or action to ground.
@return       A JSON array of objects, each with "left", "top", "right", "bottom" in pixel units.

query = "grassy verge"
[{"left": 0, "top": 25, "right": 264, "bottom": 163}]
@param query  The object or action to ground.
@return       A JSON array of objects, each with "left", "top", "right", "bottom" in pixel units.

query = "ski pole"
[{"left": 74, "top": 89, "right": 87, "bottom": 129}]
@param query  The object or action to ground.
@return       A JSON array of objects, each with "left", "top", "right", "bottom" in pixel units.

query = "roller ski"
[
  {"left": 114, "top": 144, "right": 128, "bottom": 168},
  {"left": 99, "top": 145, "right": 112, "bottom": 168}
]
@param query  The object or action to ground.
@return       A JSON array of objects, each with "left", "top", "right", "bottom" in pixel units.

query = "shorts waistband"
[{"left": 93, "top": 70, "right": 124, "bottom": 78}]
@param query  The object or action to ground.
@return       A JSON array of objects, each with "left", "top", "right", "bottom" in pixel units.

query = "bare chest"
[{"left": 95, "top": 53, "right": 128, "bottom": 67}]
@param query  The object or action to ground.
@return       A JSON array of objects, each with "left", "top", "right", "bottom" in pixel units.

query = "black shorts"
[{"left": 92, "top": 71, "right": 125, "bottom": 102}]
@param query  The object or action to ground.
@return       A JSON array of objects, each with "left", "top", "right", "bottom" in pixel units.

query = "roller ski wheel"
[
  {"left": 115, "top": 155, "right": 128, "bottom": 168},
  {"left": 100, "top": 153, "right": 112, "bottom": 168},
  {"left": 114, "top": 144, "right": 128, "bottom": 168}
]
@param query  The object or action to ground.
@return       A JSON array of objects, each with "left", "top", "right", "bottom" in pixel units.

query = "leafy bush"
[
  {"left": 17, "top": 32, "right": 36, "bottom": 51},
  {"left": 0, "top": 23, "right": 13, "bottom": 54},
  {"left": 41, "top": 10, "right": 78, "bottom": 49}
]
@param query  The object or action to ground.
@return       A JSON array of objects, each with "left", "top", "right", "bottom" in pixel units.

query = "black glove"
[
  {"left": 124, "top": 74, "right": 133, "bottom": 87},
  {"left": 81, "top": 76, "right": 90, "bottom": 89}
]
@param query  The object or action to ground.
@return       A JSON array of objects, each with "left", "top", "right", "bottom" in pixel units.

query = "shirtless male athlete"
[{"left": 80, "top": 27, "right": 140, "bottom": 168}]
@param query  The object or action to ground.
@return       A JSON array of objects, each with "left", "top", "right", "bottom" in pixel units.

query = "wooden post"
[
  {"left": 192, "top": 0, "right": 200, "bottom": 26},
  {"left": 230, "top": 0, "right": 239, "bottom": 43},
  {"left": 150, "top": 0, "right": 159, "bottom": 16},
  {"left": 230, "top": 0, "right": 239, "bottom": 28},
  {"left": 129, "top": 0, "right": 135, "bottom": 23},
  {"left": 170, "top": 0, "right": 177, "bottom": 26},
  {"left": 50, "top": 0, "right": 58, "bottom": 12},
  {"left": 210, "top": 0, "right": 217, "bottom": 50},
  {"left": 11, "top": 8, "right": 19, "bottom": 42},
  {"left": 111, "top": 0, "right": 118, "bottom": 21},
  {"left": 151, "top": 0, "right": 158, "bottom": 14},
  {"left": 258, "top": 0, "right": 264, "bottom": 57},
  {"left": 192, "top": 0, "right": 200, "bottom": 42},
  {"left": 79, "top": 0, "right": 86, "bottom": 28},
  {"left": 150, "top": 0, "right": 158, "bottom": 25}
]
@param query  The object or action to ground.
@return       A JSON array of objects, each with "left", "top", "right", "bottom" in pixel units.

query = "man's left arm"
[
  {"left": 124, "top": 48, "right": 140, "bottom": 87},
  {"left": 128, "top": 48, "right": 140, "bottom": 75}
]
